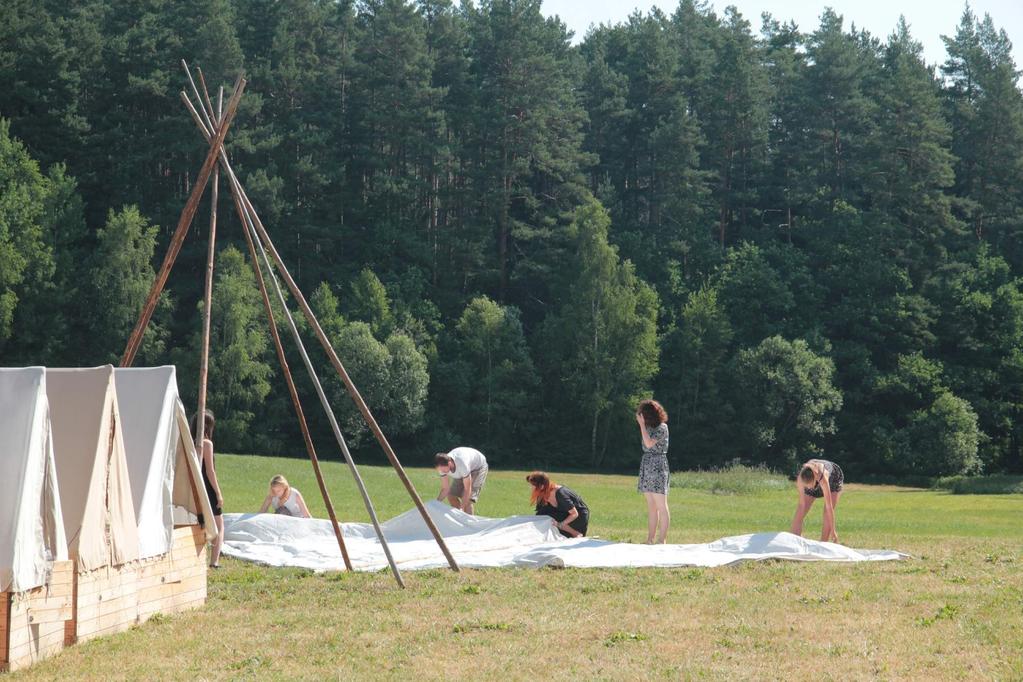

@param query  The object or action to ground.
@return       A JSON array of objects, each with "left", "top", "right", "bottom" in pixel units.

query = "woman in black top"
[
  {"left": 526, "top": 471, "right": 589, "bottom": 538},
  {"left": 192, "top": 409, "right": 224, "bottom": 568}
]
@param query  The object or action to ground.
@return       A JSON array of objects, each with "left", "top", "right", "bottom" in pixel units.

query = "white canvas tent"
[
  {"left": 114, "top": 366, "right": 216, "bottom": 559},
  {"left": 47, "top": 367, "right": 139, "bottom": 571},
  {"left": 0, "top": 368, "right": 67, "bottom": 593}
]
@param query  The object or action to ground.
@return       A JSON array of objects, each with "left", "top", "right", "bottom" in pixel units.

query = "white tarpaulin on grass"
[{"left": 222, "top": 501, "right": 906, "bottom": 571}]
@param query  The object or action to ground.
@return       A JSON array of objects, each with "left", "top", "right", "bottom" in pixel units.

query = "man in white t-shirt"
[{"left": 434, "top": 447, "right": 489, "bottom": 515}]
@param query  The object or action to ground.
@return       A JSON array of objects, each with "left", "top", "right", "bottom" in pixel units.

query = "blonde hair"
[{"left": 269, "top": 475, "right": 290, "bottom": 496}]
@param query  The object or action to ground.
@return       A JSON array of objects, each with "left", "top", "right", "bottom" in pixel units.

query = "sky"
[{"left": 540, "top": 0, "right": 1023, "bottom": 67}]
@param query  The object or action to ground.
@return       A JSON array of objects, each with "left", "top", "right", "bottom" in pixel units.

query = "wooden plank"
[
  {"left": 75, "top": 581, "right": 138, "bottom": 603},
  {"left": 0, "top": 566, "right": 76, "bottom": 664},
  {"left": 137, "top": 566, "right": 206, "bottom": 594},
  {"left": 169, "top": 586, "right": 207, "bottom": 609},
  {"left": 3, "top": 572, "right": 72, "bottom": 673},
  {"left": 45, "top": 534, "right": 207, "bottom": 657},
  {"left": 173, "top": 531, "right": 205, "bottom": 551},
  {"left": 80, "top": 617, "right": 132, "bottom": 638},
  {"left": 11, "top": 587, "right": 73, "bottom": 616},
  {"left": 8, "top": 627, "right": 64, "bottom": 670},
  {"left": 68, "top": 563, "right": 140, "bottom": 645},
  {"left": 48, "top": 563, "right": 73, "bottom": 580},
  {"left": 75, "top": 566, "right": 138, "bottom": 594},
  {"left": 174, "top": 524, "right": 204, "bottom": 540},
  {"left": 1, "top": 591, "right": 11, "bottom": 666},
  {"left": 142, "top": 561, "right": 203, "bottom": 614},
  {"left": 75, "top": 605, "right": 139, "bottom": 644},
  {"left": 138, "top": 573, "right": 206, "bottom": 600},
  {"left": 16, "top": 602, "right": 72, "bottom": 624},
  {"left": 134, "top": 537, "right": 207, "bottom": 618}
]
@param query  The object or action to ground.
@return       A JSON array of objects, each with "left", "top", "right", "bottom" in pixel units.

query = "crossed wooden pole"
[{"left": 119, "top": 62, "right": 460, "bottom": 587}]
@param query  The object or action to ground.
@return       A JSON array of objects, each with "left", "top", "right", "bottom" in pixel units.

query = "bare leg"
[
  {"left": 644, "top": 493, "right": 658, "bottom": 543},
  {"left": 653, "top": 493, "right": 670, "bottom": 544},
  {"left": 824, "top": 491, "right": 841, "bottom": 542},
  {"left": 211, "top": 515, "right": 224, "bottom": 566},
  {"left": 447, "top": 495, "right": 461, "bottom": 508},
  {"left": 790, "top": 494, "right": 815, "bottom": 537}
]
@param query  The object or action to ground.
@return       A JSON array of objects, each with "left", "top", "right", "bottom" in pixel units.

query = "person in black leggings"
[
  {"left": 193, "top": 409, "right": 224, "bottom": 568},
  {"left": 526, "top": 471, "right": 589, "bottom": 538},
  {"left": 790, "top": 459, "right": 844, "bottom": 543}
]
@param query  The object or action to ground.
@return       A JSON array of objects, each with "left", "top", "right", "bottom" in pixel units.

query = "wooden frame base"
[
  {"left": 65, "top": 562, "right": 138, "bottom": 646},
  {"left": 137, "top": 525, "right": 208, "bottom": 623},
  {"left": 0, "top": 560, "right": 73, "bottom": 672},
  {"left": 65, "top": 525, "right": 208, "bottom": 647}
]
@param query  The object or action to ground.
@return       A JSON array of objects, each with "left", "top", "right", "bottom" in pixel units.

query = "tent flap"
[
  {"left": 0, "top": 368, "right": 68, "bottom": 593},
  {"left": 48, "top": 367, "right": 139, "bottom": 572},
  {"left": 115, "top": 366, "right": 217, "bottom": 559}
]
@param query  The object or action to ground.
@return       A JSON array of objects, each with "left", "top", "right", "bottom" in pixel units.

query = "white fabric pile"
[{"left": 221, "top": 501, "right": 905, "bottom": 571}]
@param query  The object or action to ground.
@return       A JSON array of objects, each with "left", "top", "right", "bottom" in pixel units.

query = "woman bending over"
[
  {"left": 790, "top": 458, "right": 844, "bottom": 543},
  {"left": 526, "top": 471, "right": 589, "bottom": 538}
]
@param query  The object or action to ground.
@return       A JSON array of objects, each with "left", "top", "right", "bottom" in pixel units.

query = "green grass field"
[{"left": 12, "top": 454, "right": 1023, "bottom": 680}]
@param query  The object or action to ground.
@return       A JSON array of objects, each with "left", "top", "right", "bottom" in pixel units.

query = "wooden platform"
[
  {"left": 65, "top": 562, "right": 138, "bottom": 646},
  {"left": 4, "top": 527, "right": 207, "bottom": 671},
  {"left": 0, "top": 560, "right": 74, "bottom": 673},
  {"left": 66, "top": 526, "right": 208, "bottom": 646},
  {"left": 136, "top": 525, "right": 207, "bottom": 623}
]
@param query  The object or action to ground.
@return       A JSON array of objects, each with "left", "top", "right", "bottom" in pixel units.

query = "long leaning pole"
[
  {"left": 241, "top": 178, "right": 406, "bottom": 587},
  {"left": 238, "top": 192, "right": 461, "bottom": 572},
  {"left": 181, "top": 72, "right": 354, "bottom": 572},
  {"left": 194, "top": 87, "right": 221, "bottom": 447},
  {"left": 236, "top": 192, "right": 355, "bottom": 572},
  {"left": 120, "top": 73, "right": 246, "bottom": 367},
  {"left": 180, "top": 87, "right": 460, "bottom": 573}
]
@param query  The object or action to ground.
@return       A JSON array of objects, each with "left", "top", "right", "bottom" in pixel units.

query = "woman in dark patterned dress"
[
  {"left": 636, "top": 399, "right": 670, "bottom": 544},
  {"left": 790, "top": 458, "right": 844, "bottom": 543}
]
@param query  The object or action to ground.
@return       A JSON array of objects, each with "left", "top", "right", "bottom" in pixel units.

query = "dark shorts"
[
  {"left": 203, "top": 475, "right": 223, "bottom": 516},
  {"left": 804, "top": 464, "right": 844, "bottom": 499}
]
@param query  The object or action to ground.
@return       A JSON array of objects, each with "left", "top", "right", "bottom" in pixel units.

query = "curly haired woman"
[{"left": 635, "top": 399, "right": 670, "bottom": 544}]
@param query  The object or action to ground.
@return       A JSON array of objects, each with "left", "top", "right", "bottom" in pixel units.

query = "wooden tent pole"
[
  {"left": 241, "top": 202, "right": 461, "bottom": 572},
  {"left": 120, "top": 73, "right": 246, "bottom": 367},
  {"left": 182, "top": 76, "right": 459, "bottom": 573},
  {"left": 183, "top": 60, "right": 216, "bottom": 135},
  {"left": 182, "top": 116, "right": 460, "bottom": 574},
  {"left": 235, "top": 189, "right": 354, "bottom": 572},
  {"left": 185, "top": 77, "right": 354, "bottom": 573},
  {"left": 195, "top": 67, "right": 218, "bottom": 131},
  {"left": 194, "top": 89, "right": 221, "bottom": 447},
  {"left": 241, "top": 193, "right": 405, "bottom": 588}
]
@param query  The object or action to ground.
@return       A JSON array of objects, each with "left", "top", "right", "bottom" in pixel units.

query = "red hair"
[
  {"left": 526, "top": 471, "right": 556, "bottom": 506},
  {"left": 638, "top": 399, "right": 668, "bottom": 428}
]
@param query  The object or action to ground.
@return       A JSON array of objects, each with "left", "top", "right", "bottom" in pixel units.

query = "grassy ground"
[{"left": 12, "top": 454, "right": 1023, "bottom": 681}]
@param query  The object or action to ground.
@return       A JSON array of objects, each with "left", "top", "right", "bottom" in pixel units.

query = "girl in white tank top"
[{"left": 258, "top": 475, "right": 312, "bottom": 518}]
